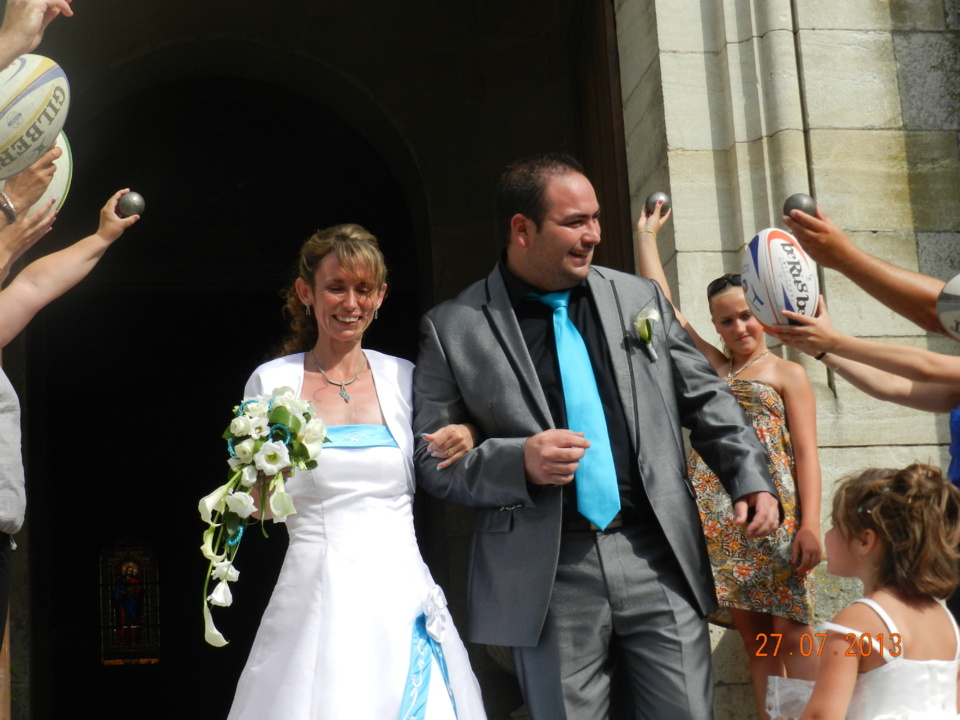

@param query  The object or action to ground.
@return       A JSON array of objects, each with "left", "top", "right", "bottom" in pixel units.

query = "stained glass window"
[{"left": 99, "top": 539, "right": 160, "bottom": 665}]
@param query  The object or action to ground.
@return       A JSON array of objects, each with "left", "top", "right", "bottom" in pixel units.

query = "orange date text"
[{"left": 754, "top": 632, "right": 903, "bottom": 657}]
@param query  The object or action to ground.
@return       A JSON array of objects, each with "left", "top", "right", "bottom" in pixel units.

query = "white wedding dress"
[{"left": 227, "top": 352, "right": 486, "bottom": 720}]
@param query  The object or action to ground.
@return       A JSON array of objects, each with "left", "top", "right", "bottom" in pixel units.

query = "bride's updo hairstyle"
[
  {"left": 277, "top": 223, "right": 388, "bottom": 357},
  {"left": 832, "top": 463, "right": 960, "bottom": 599}
]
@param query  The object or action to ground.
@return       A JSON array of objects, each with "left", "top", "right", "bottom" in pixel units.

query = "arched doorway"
[{"left": 21, "top": 75, "right": 421, "bottom": 719}]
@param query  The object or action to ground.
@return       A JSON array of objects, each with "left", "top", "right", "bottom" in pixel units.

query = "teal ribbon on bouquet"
[{"left": 399, "top": 613, "right": 457, "bottom": 720}]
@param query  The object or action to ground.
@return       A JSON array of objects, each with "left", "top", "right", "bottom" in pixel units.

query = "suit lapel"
[
  {"left": 481, "top": 268, "right": 554, "bottom": 429},
  {"left": 586, "top": 270, "right": 641, "bottom": 447}
]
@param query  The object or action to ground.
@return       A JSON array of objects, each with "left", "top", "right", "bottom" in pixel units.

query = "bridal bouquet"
[{"left": 199, "top": 386, "right": 327, "bottom": 646}]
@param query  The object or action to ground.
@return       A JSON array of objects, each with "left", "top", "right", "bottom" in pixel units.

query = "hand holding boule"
[
  {"left": 645, "top": 191, "right": 671, "bottom": 215},
  {"left": 117, "top": 191, "right": 145, "bottom": 218},
  {"left": 783, "top": 193, "right": 816, "bottom": 217}
]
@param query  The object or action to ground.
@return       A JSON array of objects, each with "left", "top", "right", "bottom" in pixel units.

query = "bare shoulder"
[{"left": 765, "top": 356, "right": 812, "bottom": 391}]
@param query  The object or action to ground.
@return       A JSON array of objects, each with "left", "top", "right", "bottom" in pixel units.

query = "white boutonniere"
[{"left": 633, "top": 308, "right": 661, "bottom": 361}]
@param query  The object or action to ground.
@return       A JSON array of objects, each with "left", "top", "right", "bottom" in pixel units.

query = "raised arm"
[
  {"left": 818, "top": 352, "right": 960, "bottom": 413},
  {"left": 635, "top": 201, "right": 726, "bottom": 367},
  {"left": 0, "top": 146, "right": 63, "bottom": 279},
  {"left": 784, "top": 207, "right": 945, "bottom": 335},
  {"left": 0, "top": 189, "right": 139, "bottom": 347},
  {"left": 0, "top": 0, "right": 73, "bottom": 65},
  {"left": 775, "top": 299, "right": 960, "bottom": 385}
]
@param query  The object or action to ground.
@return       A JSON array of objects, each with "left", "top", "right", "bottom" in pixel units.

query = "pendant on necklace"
[{"left": 339, "top": 386, "right": 350, "bottom": 403}]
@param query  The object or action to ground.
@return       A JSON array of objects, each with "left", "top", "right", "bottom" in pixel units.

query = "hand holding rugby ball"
[
  {"left": 741, "top": 228, "right": 820, "bottom": 330},
  {"left": 0, "top": 54, "right": 70, "bottom": 180}
]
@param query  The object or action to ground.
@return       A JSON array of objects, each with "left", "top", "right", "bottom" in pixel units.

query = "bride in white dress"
[{"left": 227, "top": 224, "right": 486, "bottom": 720}]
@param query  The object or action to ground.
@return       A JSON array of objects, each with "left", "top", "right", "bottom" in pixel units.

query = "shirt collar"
[{"left": 498, "top": 258, "right": 587, "bottom": 309}]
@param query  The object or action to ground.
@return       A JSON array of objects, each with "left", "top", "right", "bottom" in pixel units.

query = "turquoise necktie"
[{"left": 535, "top": 291, "right": 620, "bottom": 529}]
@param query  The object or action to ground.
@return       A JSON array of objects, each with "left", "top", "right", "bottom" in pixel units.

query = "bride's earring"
[{"left": 305, "top": 303, "right": 312, "bottom": 316}]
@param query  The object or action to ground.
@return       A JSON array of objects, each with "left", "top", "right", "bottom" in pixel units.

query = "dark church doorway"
[{"left": 20, "top": 76, "right": 421, "bottom": 719}]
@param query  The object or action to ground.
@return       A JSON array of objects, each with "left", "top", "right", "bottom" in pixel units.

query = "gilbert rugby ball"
[
  {"left": 741, "top": 228, "right": 819, "bottom": 329},
  {"left": 0, "top": 55, "right": 70, "bottom": 181},
  {"left": 937, "top": 273, "right": 960, "bottom": 342},
  {"left": 0, "top": 130, "right": 71, "bottom": 215}
]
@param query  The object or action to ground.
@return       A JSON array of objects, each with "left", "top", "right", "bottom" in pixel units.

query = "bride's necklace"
[
  {"left": 727, "top": 350, "right": 769, "bottom": 380},
  {"left": 309, "top": 349, "right": 366, "bottom": 403}
]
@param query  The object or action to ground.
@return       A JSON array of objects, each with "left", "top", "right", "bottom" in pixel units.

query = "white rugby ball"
[
  {"left": 0, "top": 54, "right": 70, "bottom": 181},
  {"left": 0, "top": 130, "right": 72, "bottom": 216},
  {"left": 937, "top": 273, "right": 960, "bottom": 342},
  {"left": 741, "top": 228, "right": 819, "bottom": 329}
]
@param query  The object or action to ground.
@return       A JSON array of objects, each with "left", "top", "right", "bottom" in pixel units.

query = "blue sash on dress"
[
  {"left": 399, "top": 614, "right": 457, "bottom": 720},
  {"left": 324, "top": 424, "right": 399, "bottom": 449}
]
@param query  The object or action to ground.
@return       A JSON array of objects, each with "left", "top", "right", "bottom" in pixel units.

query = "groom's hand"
[
  {"left": 733, "top": 491, "right": 780, "bottom": 539},
  {"left": 524, "top": 429, "right": 589, "bottom": 486}
]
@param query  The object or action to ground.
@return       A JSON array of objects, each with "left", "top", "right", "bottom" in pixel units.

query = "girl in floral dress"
[{"left": 636, "top": 202, "right": 822, "bottom": 720}]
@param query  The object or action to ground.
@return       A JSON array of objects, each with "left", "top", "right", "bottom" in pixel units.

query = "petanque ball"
[
  {"left": 645, "top": 191, "right": 671, "bottom": 215},
  {"left": 783, "top": 193, "right": 816, "bottom": 217},
  {"left": 117, "top": 191, "right": 145, "bottom": 217}
]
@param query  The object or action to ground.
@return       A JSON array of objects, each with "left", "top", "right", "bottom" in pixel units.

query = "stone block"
[
  {"left": 653, "top": 0, "right": 723, "bottom": 53},
  {"left": 817, "top": 445, "right": 952, "bottom": 490},
  {"left": 732, "top": 0, "right": 795, "bottom": 40},
  {"left": 661, "top": 51, "right": 733, "bottom": 151},
  {"left": 812, "top": 366, "right": 949, "bottom": 448},
  {"left": 755, "top": 30, "right": 805, "bottom": 136},
  {"left": 732, "top": 131, "right": 809, "bottom": 235},
  {"left": 894, "top": 32, "right": 960, "bottom": 131},
  {"left": 949, "top": 0, "right": 960, "bottom": 29},
  {"left": 617, "top": 1, "right": 660, "bottom": 109},
  {"left": 622, "top": 58, "right": 669, "bottom": 181},
  {"left": 795, "top": 0, "right": 893, "bottom": 30},
  {"left": 798, "top": 0, "right": 945, "bottom": 30},
  {"left": 807, "top": 130, "right": 911, "bottom": 230},
  {"left": 799, "top": 30, "right": 902, "bottom": 129},
  {"left": 813, "top": 229, "right": 929, "bottom": 338},
  {"left": 919, "top": 233, "right": 960, "bottom": 281},
  {"left": 890, "top": 0, "right": 948, "bottom": 30},
  {"left": 666, "top": 150, "right": 739, "bottom": 249},
  {"left": 902, "top": 132, "right": 960, "bottom": 232}
]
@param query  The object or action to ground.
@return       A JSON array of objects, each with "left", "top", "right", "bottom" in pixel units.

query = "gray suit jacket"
[{"left": 413, "top": 264, "right": 775, "bottom": 647}]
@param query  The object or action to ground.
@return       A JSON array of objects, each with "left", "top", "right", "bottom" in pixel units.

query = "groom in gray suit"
[{"left": 413, "top": 153, "right": 778, "bottom": 719}]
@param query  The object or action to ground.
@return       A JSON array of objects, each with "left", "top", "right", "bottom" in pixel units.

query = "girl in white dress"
[
  {"left": 226, "top": 224, "right": 486, "bottom": 720},
  {"left": 767, "top": 463, "right": 960, "bottom": 720}
]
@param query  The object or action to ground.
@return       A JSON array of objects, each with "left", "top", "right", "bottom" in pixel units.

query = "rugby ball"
[
  {"left": 0, "top": 130, "right": 72, "bottom": 215},
  {"left": 0, "top": 55, "right": 70, "bottom": 181},
  {"left": 741, "top": 228, "right": 819, "bottom": 329},
  {"left": 937, "top": 273, "right": 960, "bottom": 342}
]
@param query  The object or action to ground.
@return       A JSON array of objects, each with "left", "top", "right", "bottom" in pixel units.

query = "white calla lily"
[
  {"left": 203, "top": 603, "right": 228, "bottom": 647},
  {"left": 199, "top": 484, "right": 230, "bottom": 524},
  {"left": 200, "top": 526, "right": 224, "bottom": 562}
]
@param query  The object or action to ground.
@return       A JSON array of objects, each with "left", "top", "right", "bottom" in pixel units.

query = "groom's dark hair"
[{"left": 495, "top": 152, "right": 585, "bottom": 243}]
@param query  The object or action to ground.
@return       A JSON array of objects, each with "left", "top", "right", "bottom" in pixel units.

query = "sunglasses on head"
[{"left": 706, "top": 274, "right": 743, "bottom": 298}]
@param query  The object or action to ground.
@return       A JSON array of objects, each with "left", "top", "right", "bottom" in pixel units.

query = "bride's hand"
[{"left": 422, "top": 423, "right": 481, "bottom": 469}]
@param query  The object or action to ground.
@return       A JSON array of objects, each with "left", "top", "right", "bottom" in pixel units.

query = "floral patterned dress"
[{"left": 688, "top": 379, "right": 813, "bottom": 627}]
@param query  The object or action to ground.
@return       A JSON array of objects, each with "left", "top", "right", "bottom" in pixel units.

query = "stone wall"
[{"left": 617, "top": 0, "right": 958, "bottom": 716}]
